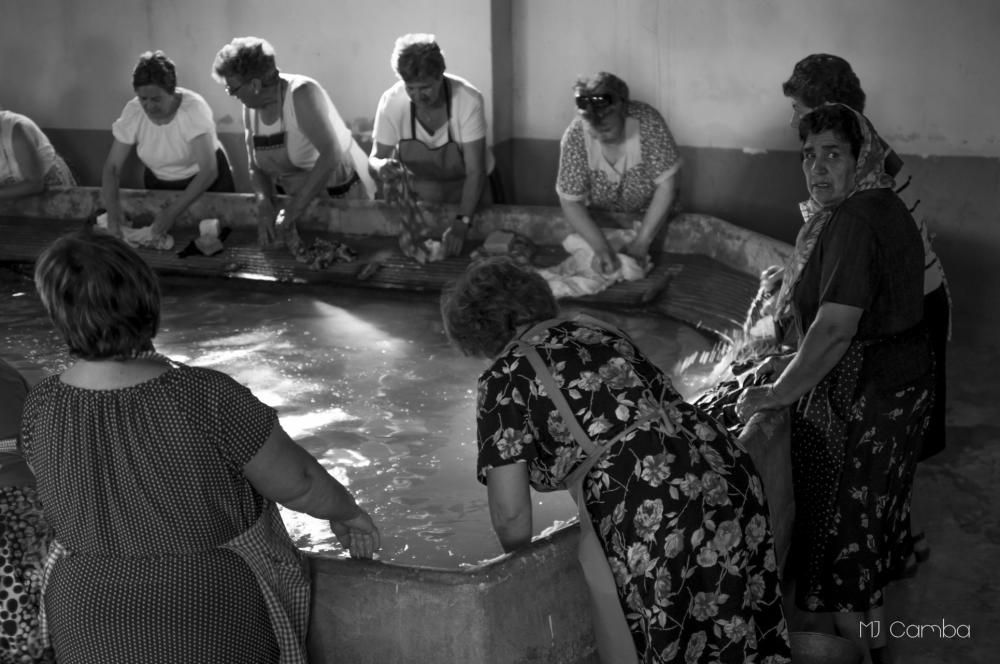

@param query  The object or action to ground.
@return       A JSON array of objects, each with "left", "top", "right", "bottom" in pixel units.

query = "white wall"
[
  {"left": 2, "top": 0, "right": 494, "bottom": 139},
  {"left": 511, "top": 0, "right": 1000, "bottom": 158}
]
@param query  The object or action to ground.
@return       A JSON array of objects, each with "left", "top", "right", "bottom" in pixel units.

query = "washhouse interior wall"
[
  {"left": 1, "top": 0, "right": 493, "bottom": 191},
  {"left": 505, "top": 0, "right": 1000, "bottom": 346},
  {"left": 2, "top": 0, "right": 997, "bottom": 344}
]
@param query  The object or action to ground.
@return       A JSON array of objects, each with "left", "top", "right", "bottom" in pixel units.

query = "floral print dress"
[
  {"left": 476, "top": 319, "right": 790, "bottom": 663},
  {"left": 556, "top": 101, "right": 681, "bottom": 214}
]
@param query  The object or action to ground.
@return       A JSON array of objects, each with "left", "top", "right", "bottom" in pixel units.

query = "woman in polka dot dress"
[
  {"left": 0, "top": 359, "right": 54, "bottom": 664},
  {"left": 555, "top": 71, "right": 682, "bottom": 274},
  {"left": 19, "top": 229, "right": 380, "bottom": 664},
  {"left": 736, "top": 105, "right": 933, "bottom": 663}
]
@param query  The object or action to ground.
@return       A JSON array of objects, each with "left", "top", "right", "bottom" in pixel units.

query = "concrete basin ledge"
[{"left": 0, "top": 187, "right": 793, "bottom": 278}]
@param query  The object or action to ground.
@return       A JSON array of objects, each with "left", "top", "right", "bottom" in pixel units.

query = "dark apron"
[
  {"left": 397, "top": 79, "right": 466, "bottom": 204},
  {"left": 506, "top": 314, "right": 666, "bottom": 664}
]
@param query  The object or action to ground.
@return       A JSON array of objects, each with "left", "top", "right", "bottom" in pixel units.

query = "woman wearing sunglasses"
[{"left": 556, "top": 72, "right": 682, "bottom": 274}]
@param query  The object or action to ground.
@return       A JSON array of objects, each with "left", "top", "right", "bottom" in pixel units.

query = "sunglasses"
[{"left": 575, "top": 93, "right": 616, "bottom": 112}]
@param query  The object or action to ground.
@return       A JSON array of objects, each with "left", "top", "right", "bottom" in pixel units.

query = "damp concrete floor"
[{"left": 784, "top": 340, "right": 1000, "bottom": 663}]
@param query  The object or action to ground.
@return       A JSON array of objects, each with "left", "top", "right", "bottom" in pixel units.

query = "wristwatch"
[{"left": 455, "top": 214, "right": 472, "bottom": 226}]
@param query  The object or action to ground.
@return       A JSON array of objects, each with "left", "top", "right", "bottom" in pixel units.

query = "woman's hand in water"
[
  {"left": 330, "top": 508, "right": 381, "bottom": 560},
  {"left": 255, "top": 195, "right": 277, "bottom": 248}
]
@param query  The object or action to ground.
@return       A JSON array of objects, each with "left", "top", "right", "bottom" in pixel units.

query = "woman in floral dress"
[
  {"left": 555, "top": 71, "right": 682, "bottom": 274},
  {"left": 441, "top": 258, "right": 790, "bottom": 664}
]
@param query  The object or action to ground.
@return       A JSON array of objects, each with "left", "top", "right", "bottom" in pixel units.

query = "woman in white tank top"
[{"left": 212, "top": 36, "right": 374, "bottom": 250}]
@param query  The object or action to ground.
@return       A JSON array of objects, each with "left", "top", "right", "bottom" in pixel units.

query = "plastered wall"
[
  {"left": 2, "top": 0, "right": 998, "bottom": 343},
  {"left": 505, "top": 0, "right": 1000, "bottom": 344}
]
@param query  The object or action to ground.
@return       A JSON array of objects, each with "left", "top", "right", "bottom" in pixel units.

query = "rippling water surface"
[{"left": 1, "top": 269, "right": 716, "bottom": 567}]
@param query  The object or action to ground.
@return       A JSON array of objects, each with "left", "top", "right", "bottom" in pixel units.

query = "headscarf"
[{"left": 771, "top": 104, "right": 898, "bottom": 322}]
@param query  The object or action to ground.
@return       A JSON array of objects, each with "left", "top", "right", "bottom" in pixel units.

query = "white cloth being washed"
[{"left": 537, "top": 225, "right": 649, "bottom": 298}]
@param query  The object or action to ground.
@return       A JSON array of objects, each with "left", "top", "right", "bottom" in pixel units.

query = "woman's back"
[
  {"left": 21, "top": 362, "right": 283, "bottom": 663},
  {"left": 21, "top": 364, "right": 275, "bottom": 554}
]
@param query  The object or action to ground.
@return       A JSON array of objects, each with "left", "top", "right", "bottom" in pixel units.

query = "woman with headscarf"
[
  {"left": 781, "top": 54, "right": 949, "bottom": 572},
  {"left": 736, "top": 104, "right": 933, "bottom": 664}
]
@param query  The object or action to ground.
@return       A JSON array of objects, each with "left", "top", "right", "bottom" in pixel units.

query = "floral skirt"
[
  {"left": 0, "top": 485, "right": 55, "bottom": 664},
  {"left": 587, "top": 402, "right": 791, "bottom": 663},
  {"left": 791, "top": 339, "right": 933, "bottom": 612}
]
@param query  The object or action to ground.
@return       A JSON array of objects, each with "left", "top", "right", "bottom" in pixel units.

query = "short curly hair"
[
  {"left": 391, "top": 33, "right": 446, "bottom": 82},
  {"left": 132, "top": 50, "right": 177, "bottom": 93},
  {"left": 441, "top": 257, "right": 558, "bottom": 358},
  {"left": 573, "top": 71, "right": 630, "bottom": 104},
  {"left": 34, "top": 229, "right": 160, "bottom": 360},
  {"left": 797, "top": 104, "right": 864, "bottom": 159},
  {"left": 212, "top": 36, "right": 278, "bottom": 83},
  {"left": 782, "top": 53, "right": 866, "bottom": 112}
]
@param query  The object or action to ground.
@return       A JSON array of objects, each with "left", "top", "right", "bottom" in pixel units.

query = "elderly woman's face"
[
  {"left": 576, "top": 89, "right": 626, "bottom": 143},
  {"left": 135, "top": 84, "right": 177, "bottom": 123},
  {"left": 405, "top": 75, "right": 445, "bottom": 110},
  {"left": 802, "top": 130, "right": 857, "bottom": 208}
]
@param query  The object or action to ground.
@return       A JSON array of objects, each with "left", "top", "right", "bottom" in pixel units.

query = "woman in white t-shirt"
[
  {"left": 369, "top": 34, "right": 497, "bottom": 258},
  {"left": 0, "top": 108, "right": 75, "bottom": 200},
  {"left": 101, "top": 50, "right": 234, "bottom": 240}
]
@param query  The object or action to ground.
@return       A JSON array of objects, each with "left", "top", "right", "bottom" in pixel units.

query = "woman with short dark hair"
[
  {"left": 442, "top": 257, "right": 791, "bottom": 664},
  {"left": 369, "top": 33, "right": 495, "bottom": 257},
  {"left": 101, "top": 50, "right": 235, "bottom": 243},
  {"left": 22, "top": 229, "right": 380, "bottom": 663}
]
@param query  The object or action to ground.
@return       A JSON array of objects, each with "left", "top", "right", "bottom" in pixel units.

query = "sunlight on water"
[{"left": 1, "top": 271, "right": 717, "bottom": 568}]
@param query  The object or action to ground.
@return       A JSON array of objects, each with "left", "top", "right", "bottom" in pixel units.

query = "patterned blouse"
[{"left": 555, "top": 100, "right": 681, "bottom": 214}]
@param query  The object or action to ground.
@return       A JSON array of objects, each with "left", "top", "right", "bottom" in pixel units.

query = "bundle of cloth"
[{"left": 536, "top": 225, "right": 649, "bottom": 298}]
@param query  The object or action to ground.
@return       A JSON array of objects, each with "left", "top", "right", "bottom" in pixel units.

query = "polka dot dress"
[
  {"left": 0, "top": 485, "right": 54, "bottom": 664},
  {"left": 20, "top": 363, "right": 283, "bottom": 663}
]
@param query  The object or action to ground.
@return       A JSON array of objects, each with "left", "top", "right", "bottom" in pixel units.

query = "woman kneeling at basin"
[
  {"left": 102, "top": 50, "right": 235, "bottom": 240},
  {"left": 21, "top": 229, "right": 379, "bottom": 663},
  {"left": 556, "top": 72, "right": 682, "bottom": 274},
  {"left": 441, "top": 257, "right": 791, "bottom": 664}
]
